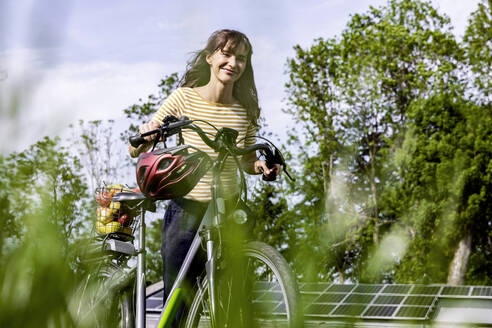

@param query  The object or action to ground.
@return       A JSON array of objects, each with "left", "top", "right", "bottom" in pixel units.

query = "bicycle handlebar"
[
  {"left": 129, "top": 116, "right": 295, "bottom": 181},
  {"left": 129, "top": 118, "right": 193, "bottom": 148}
]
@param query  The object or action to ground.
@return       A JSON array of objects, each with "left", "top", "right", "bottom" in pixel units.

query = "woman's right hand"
[{"left": 139, "top": 120, "right": 160, "bottom": 142}]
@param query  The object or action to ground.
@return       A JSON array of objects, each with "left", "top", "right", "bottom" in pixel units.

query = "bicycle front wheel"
[{"left": 184, "top": 241, "right": 301, "bottom": 328}]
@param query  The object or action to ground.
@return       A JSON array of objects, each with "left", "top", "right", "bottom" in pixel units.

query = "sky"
[{"left": 0, "top": 0, "right": 481, "bottom": 153}]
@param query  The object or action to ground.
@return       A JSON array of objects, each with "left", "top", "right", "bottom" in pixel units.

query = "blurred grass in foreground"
[{"left": 0, "top": 190, "right": 78, "bottom": 327}]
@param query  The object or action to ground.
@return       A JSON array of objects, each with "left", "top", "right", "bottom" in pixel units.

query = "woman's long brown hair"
[{"left": 180, "top": 29, "right": 260, "bottom": 127}]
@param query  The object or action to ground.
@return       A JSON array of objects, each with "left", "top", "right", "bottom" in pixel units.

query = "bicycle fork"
[{"left": 203, "top": 228, "right": 218, "bottom": 328}]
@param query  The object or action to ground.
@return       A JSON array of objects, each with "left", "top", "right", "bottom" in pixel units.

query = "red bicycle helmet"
[{"left": 136, "top": 145, "right": 212, "bottom": 200}]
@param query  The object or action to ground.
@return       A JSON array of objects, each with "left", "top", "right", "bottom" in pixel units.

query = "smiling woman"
[
  {"left": 204, "top": 41, "right": 248, "bottom": 91},
  {"left": 179, "top": 29, "right": 260, "bottom": 125},
  {"left": 127, "top": 28, "right": 281, "bottom": 328}
]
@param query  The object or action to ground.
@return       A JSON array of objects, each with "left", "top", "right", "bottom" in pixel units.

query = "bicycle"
[{"left": 74, "top": 116, "right": 302, "bottom": 328}]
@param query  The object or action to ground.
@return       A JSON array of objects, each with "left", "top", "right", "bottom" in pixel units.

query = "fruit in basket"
[
  {"left": 106, "top": 184, "right": 128, "bottom": 194},
  {"left": 110, "top": 201, "right": 121, "bottom": 210},
  {"left": 118, "top": 213, "right": 133, "bottom": 227},
  {"left": 96, "top": 191, "right": 112, "bottom": 207},
  {"left": 96, "top": 220, "right": 122, "bottom": 234},
  {"left": 107, "top": 183, "right": 124, "bottom": 190},
  {"left": 97, "top": 207, "right": 114, "bottom": 224}
]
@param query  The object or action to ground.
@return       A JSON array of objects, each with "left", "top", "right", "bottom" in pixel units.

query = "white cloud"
[
  {"left": 1, "top": 0, "right": 481, "bottom": 153},
  {"left": 0, "top": 48, "right": 180, "bottom": 152},
  {"left": 30, "top": 61, "right": 173, "bottom": 121}
]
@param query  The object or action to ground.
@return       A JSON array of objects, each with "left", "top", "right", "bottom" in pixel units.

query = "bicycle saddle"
[
  {"left": 112, "top": 192, "right": 156, "bottom": 212},
  {"left": 112, "top": 191, "right": 146, "bottom": 202}
]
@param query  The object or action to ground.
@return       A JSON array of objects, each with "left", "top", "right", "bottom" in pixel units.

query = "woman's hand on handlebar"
[
  {"left": 139, "top": 121, "right": 160, "bottom": 142},
  {"left": 128, "top": 120, "right": 160, "bottom": 158},
  {"left": 254, "top": 160, "right": 281, "bottom": 181}
]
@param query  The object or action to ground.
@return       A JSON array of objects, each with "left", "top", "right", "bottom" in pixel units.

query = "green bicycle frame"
[{"left": 155, "top": 152, "right": 230, "bottom": 328}]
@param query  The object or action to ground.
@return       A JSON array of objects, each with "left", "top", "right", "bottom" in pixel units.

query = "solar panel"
[
  {"left": 300, "top": 283, "right": 439, "bottom": 321},
  {"left": 300, "top": 282, "right": 330, "bottom": 292},
  {"left": 332, "top": 304, "right": 366, "bottom": 316},
  {"left": 146, "top": 298, "right": 163, "bottom": 310},
  {"left": 146, "top": 282, "right": 492, "bottom": 325},
  {"left": 382, "top": 284, "right": 411, "bottom": 294},
  {"left": 472, "top": 287, "right": 492, "bottom": 296},
  {"left": 404, "top": 295, "right": 435, "bottom": 306},
  {"left": 327, "top": 284, "right": 355, "bottom": 293},
  {"left": 316, "top": 292, "right": 346, "bottom": 303},
  {"left": 396, "top": 306, "right": 429, "bottom": 318},
  {"left": 411, "top": 285, "right": 441, "bottom": 295},
  {"left": 301, "top": 291, "right": 321, "bottom": 303},
  {"left": 363, "top": 305, "right": 397, "bottom": 317},
  {"left": 353, "top": 284, "right": 383, "bottom": 293},
  {"left": 304, "top": 303, "right": 336, "bottom": 315},
  {"left": 441, "top": 286, "right": 470, "bottom": 296},
  {"left": 374, "top": 295, "right": 405, "bottom": 305},
  {"left": 253, "top": 300, "right": 280, "bottom": 313},
  {"left": 344, "top": 293, "right": 374, "bottom": 304},
  {"left": 258, "top": 290, "right": 285, "bottom": 302},
  {"left": 255, "top": 281, "right": 278, "bottom": 290}
]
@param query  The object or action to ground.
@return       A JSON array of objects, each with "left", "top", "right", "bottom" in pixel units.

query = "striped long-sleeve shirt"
[{"left": 151, "top": 87, "right": 257, "bottom": 202}]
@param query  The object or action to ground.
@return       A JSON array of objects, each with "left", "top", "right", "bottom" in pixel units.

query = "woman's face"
[{"left": 206, "top": 40, "right": 249, "bottom": 85}]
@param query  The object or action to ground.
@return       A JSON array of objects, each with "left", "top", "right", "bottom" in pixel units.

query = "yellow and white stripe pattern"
[{"left": 152, "top": 87, "right": 257, "bottom": 202}]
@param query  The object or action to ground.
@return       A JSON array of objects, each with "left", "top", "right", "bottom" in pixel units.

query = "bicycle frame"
[
  {"left": 155, "top": 200, "right": 217, "bottom": 328},
  {"left": 126, "top": 118, "right": 294, "bottom": 328},
  {"left": 131, "top": 149, "right": 239, "bottom": 328}
]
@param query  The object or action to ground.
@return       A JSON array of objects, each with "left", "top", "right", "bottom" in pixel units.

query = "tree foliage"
[
  {"left": 0, "top": 137, "right": 91, "bottom": 326},
  {"left": 463, "top": 0, "right": 492, "bottom": 104},
  {"left": 0, "top": 137, "right": 91, "bottom": 257},
  {"left": 69, "top": 119, "right": 122, "bottom": 194},
  {"left": 282, "top": 0, "right": 491, "bottom": 284}
]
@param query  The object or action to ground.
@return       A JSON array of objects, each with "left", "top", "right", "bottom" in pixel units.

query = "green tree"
[
  {"left": 286, "top": 37, "right": 352, "bottom": 281},
  {"left": 463, "top": 0, "right": 492, "bottom": 104},
  {"left": 388, "top": 0, "right": 492, "bottom": 286},
  {"left": 389, "top": 92, "right": 492, "bottom": 285},
  {"left": 285, "top": 0, "right": 465, "bottom": 282},
  {"left": 457, "top": 0, "right": 492, "bottom": 285},
  {"left": 0, "top": 137, "right": 91, "bottom": 257},
  {"left": 249, "top": 183, "right": 292, "bottom": 254},
  {"left": 0, "top": 137, "right": 92, "bottom": 327},
  {"left": 69, "top": 119, "right": 124, "bottom": 194}
]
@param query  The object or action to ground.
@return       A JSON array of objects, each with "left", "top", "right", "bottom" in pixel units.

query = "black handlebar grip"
[
  {"left": 129, "top": 135, "right": 147, "bottom": 148},
  {"left": 262, "top": 170, "right": 277, "bottom": 181},
  {"left": 262, "top": 148, "right": 277, "bottom": 181}
]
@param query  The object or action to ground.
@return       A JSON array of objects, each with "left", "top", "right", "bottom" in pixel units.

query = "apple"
[
  {"left": 97, "top": 207, "right": 114, "bottom": 224},
  {"left": 118, "top": 213, "right": 133, "bottom": 227},
  {"left": 96, "top": 191, "right": 112, "bottom": 207},
  {"left": 96, "top": 220, "right": 122, "bottom": 234}
]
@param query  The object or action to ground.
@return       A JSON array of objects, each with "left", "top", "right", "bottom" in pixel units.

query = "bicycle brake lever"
[{"left": 260, "top": 148, "right": 278, "bottom": 181}]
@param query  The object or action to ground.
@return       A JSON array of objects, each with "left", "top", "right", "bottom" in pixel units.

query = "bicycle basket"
[{"left": 95, "top": 184, "right": 139, "bottom": 237}]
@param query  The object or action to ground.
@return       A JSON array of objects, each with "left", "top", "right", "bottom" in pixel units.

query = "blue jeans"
[{"left": 161, "top": 198, "right": 209, "bottom": 326}]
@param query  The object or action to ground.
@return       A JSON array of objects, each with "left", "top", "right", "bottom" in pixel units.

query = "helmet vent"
[{"left": 157, "top": 158, "right": 174, "bottom": 171}]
